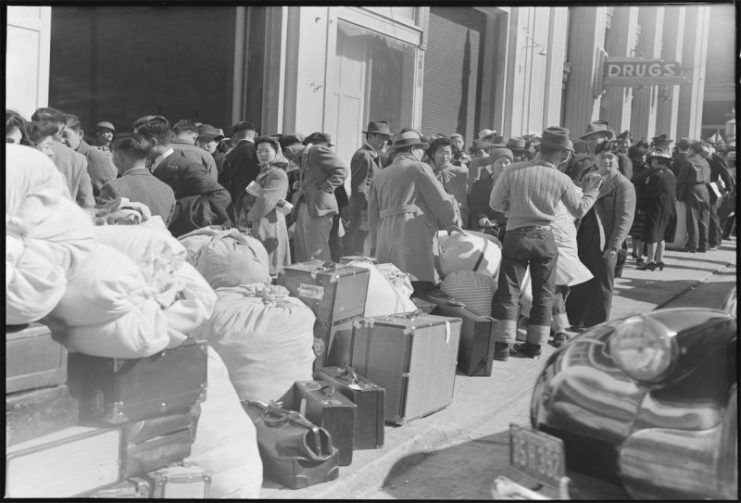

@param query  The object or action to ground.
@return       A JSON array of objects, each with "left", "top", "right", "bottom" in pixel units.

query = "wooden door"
[{"left": 6, "top": 6, "right": 51, "bottom": 118}]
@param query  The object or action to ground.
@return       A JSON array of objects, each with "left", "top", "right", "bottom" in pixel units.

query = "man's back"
[
  {"left": 221, "top": 140, "right": 259, "bottom": 210},
  {"left": 172, "top": 141, "right": 218, "bottom": 180},
  {"left": 49, "top": 141, "right": 95, "bottom": 208},
  {"left": 99, "top": 168, "right": 176, "bottom": 225},
  {"left": 77, "top": 140, "right": 117, "bottom": 197}
]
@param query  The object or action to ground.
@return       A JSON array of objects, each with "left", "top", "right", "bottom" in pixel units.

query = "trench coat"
[{"left": 368, "top": 152, "right": 458, "bottom": 283}]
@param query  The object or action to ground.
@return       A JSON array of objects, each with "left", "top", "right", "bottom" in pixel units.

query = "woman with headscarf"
[
  {"left": 467, "top": 147, "right": 513, "bottom": 236},
  {"left": 238, "top": 135, "right": 291, "bottom": 275},
  {"left": 635, "top": 149, "right": 677, "bottom": 271}
]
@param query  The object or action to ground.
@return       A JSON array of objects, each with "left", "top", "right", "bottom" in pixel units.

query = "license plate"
[{"left": 509, "top": 424, "right": 566, "bottom": 487}]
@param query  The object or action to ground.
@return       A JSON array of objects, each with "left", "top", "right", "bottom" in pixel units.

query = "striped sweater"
[{"left": 489, "top": 159, "right": 598, "bottom": 230}]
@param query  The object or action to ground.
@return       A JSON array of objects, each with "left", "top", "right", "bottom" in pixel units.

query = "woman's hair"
[
  {"left": 6, "top": 109, "right": 29, "bottom": 143},
  {"left": 64, "top": 113, "right": 83, "bottom": 132},
  {"left": 427, "top": 137, "right": 452, "bottom": 158},
  {"left": 255, "top": 135, "right": 280, "bottom": 153},
  {"left": 26, "top": 121, "right": 59, "bottom": 145},
  {"left": 594, "top": 140, "right": 617, "bottom": 156},
  {"left": 111, "top": 133, "right": 152, "bottom": 161}
]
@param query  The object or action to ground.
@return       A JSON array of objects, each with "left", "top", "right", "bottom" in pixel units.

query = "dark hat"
[
  {"left": 362, "top": 121, "right": 392, "bottom": 136},
  {"left": 651, "top": 134, "right": 673, "bottom": 147},
  {"left": 646, "top": 149, "right": 672, "bottom": 161},
  {"left": 580, "top": 122, "right": 615, "bottom": 141},
  {"left": 450, "top": 133, "right": 464, "bottom": 140},
  {"left": 391, "top": 130, "right": 429, "bottom": 151},
  {"left": 197, "top": 124, "right": 224, "bottom": 142},
  {"left": 676, "top": 138, "right": 691, "bottom": 150},
  {"left": 232, "top": 121, "right": 257, "bottom": 134},
  {"left": 304, "top": 131, "right": 333, "bottom": 146},
  {"left": 505, "top": 137, "right": 528, "bottom": 152},
  {"left": 540, "top": 127, "right": 575, "bottom": 152},
  {"left": 616, "top": 130, "right": 631, "bottom": 141},
  {"left": 490, "top": 148, "right": 514, "bottom": 163},
  {"left": 490, "top": 135, "right": 507, "bottom": 148},
  {"left": 96, "top": 121, "right": 116, "bottom": 132},
  {"left": 471, "top": 139, "right": 490, "bottom": 151}
]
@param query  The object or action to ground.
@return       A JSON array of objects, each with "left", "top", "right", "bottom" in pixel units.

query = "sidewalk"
[{"left": 261, "top": 238, "right": 737, "bottom": 499}]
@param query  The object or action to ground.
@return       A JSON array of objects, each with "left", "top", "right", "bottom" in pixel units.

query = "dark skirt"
[{"left": 629, "top": 209, "right": 647, "bottom": 239}]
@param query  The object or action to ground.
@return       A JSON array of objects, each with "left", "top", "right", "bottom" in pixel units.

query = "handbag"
[{"left": 242, "top": 400, "right": 339, "bottom": 489}]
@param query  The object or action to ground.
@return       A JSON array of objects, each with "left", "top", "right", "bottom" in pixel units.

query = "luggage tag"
[
  {"left": 340, "top": 367, "right": 364, "bottom": 391},
  {"left": 297, "top": 284, "right": 325, "bottom": 300}
]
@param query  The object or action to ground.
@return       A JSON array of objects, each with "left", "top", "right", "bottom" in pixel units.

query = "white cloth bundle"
[
  {"left": 343, "top": 260, "right": 417, "bottom": 317},
  {"left": 437, "top": 230, "right": 502, "bottom": 278}
]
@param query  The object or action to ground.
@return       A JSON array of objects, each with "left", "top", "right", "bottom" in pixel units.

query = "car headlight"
[{"left": 609, "top": 316, "right": 677, "bottom": 384}]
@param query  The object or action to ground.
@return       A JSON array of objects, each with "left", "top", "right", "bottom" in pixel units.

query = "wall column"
[
  {"left": 655, "top": 6, "right": 685, "bottom": 140},
  {"left": 601, "top": 6, "right": 639, "bottom": 132},
  {"left": 629, "top": 6, "right": 664, "bottom": 140},
  {"left": 677, "top": 5, "right": 710, "bottom": 139}
]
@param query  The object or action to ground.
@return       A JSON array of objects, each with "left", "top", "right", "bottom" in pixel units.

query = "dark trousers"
[
  {"left": 329, "top": 214, "right": 343, "bottom": 262},
  {"left": 491, "top": 227, "right": 558, "bottom": 344},
  {"left": 566, "top": 210, "right": 618, "bottom": 328},
  {"left": 344, "top": 227, "right": 368, "bottom": 257},
  {"left": 685, "top": 186, "right": 710, "bottom": 251},
  {"left": 708, "top": 194, "right": 725, "bottom": 247}
]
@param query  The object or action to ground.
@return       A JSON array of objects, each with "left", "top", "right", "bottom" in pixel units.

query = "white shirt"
[{"left": 151, "top": 147, "right": 174, "bottom": 172}]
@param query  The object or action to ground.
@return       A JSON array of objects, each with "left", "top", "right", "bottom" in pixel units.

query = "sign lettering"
[{"left": 603, "top": 58, "right": 686, "bottom": 86}]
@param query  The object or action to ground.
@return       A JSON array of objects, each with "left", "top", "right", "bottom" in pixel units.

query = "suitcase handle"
[
  {"left": 339, "top": 366, "right": 359, "bottom": 385},
  {"left": 320, "top": 385, "right": 335, "bottom": 397}
]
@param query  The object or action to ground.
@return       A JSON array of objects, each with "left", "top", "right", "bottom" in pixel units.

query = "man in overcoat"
[{"left": 368, "top": 130, "right": 461, "bottom": 295}]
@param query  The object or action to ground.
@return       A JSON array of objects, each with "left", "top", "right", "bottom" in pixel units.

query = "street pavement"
[{"left": 260, "top": 237, "right": 737, "bottom": 499}]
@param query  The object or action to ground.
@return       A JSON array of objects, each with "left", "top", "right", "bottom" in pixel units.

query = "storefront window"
[{"left": 364, "top": 7, "right": 417, "bottom": 24}]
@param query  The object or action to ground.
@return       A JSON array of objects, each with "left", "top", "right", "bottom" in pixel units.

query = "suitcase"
[
  {"left": 350, "top": 312, "right": 461, "bottom": 425},
  {"left": 419, "top": 291, "right": 497, "bottom": 376},
  {"left": 293, "top": 380, "right": 357, "bottom": 466},
  {"left": 315, "top": 317, "right": 360, "bottom": 368},
  {"left": 314, "top": 366, "right": 385, "bottom": 449},
  {"left": 339, "top": 256, "right": 377, "bottom": 264},
  {"left": 146, "top": 462, "right": 211, "bottom": 498},
  {"left": 410, "top": 297, "right": 437, "bottom": 314},
  {"left": 277, "top": 260, "right": 370, "bottom": 324},
  {"left": 67, "top": 340, "right": 208, "bottom": 425},
  {"left": 243, "top": 400, "right": 339, "bottom": 489},
  {"left": 85, "top": 477, "right": 152, "bottom": 498},
  {"left": 121, "top": 406, "right": 201, "bottom": 477},
  {"left": 6, "top": 385, "right": 80, "bottom": 447},
  {"left": 6, "top": 323, "right": 68, "bottom": 394},
  {"left": 6, "top": 425, "right": 122, "bottom": 497}
]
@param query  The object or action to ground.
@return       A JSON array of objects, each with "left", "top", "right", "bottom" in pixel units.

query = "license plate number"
[{"left": 509, "top": 424, "right": 566, "bottom": 487}]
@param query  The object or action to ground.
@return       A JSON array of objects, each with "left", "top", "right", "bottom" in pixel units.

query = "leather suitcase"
[
  {"left": 243, "top": 400, "right": 339, "bottom": 489},
  {"left": 6, "top": 425, "right": 122, "bottom": 497},
  {"left": 6, "top": 323, "right": 68, "bottom": 394},
  {"left": 315, "top": 317, "right": 359, "bottom": 369},
  {"left": 293, "top": 380, "right": 357, "bottom": 466},
  {"left": 350, "top": 312, "right": 461, "bottom": 425},
  {"left": 85, "top": 477, "right": 151, "bottom": 498},
  {"left": 121, "top": 406, "right": 201, "bottom": 477},
  {"left": 67, "top": 340, "right": 208, "bottom": 425},
  {"left": 410, "top": 297, "right": 437, "bottom": 314},
  {"left": 277, "top": 260, "right": 370, "bottom": 324},
  {"left": 419, "top": 291, "right": 496, "bottom": 376},
  {"left": 146, "top": 462, "right": 211, "bottom": 498},
  {"left": 314, "top": 366, "right": 385, "bottom": 449}
]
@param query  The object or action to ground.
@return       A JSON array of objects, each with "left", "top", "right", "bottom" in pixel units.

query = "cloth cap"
[
  {"left": 197, "top": 124, "right": 225, "bottom": 142},
  {"left": 96, "top": 121, "right": 116, "bottom": 132},
  {"left": 490, "top": 148, "right": 514, "bottom": 163}
]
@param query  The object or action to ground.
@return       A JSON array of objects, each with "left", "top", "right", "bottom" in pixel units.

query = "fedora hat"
[
  {"left": 580, "top": 121, "right": 615, "bottom": 141},
  {"left": 646, "top": 149, "right": 672, "bottom": 161},
  {"left": 506, "top": 137, "right": 528, "bottom": 152},
  {"left": 478, "top": 128, "right": 497, "bottom": 140},
  {"left": 197, "top": 124, "right": 224, "bottom": 142},
  {"left": 490, "top": 135, "right": 507, "bottom": 148},
  {"left": 362, "top": 120, "right": 392, "bottom": 136},
  {"left": 391, "top": 130, "right": 429, "bottom": 151},
  {"left": 540, "top": 127, "right": 574, "bottom": 152}
]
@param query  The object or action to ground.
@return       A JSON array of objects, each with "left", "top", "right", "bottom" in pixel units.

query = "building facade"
[{"left": 7, "top": 5, "right": 726, "bottom": 166}]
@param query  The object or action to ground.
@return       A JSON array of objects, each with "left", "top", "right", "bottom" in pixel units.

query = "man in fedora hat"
[
  {"left": 579, "top": 121, "right": 633, "bottom": 180},
  {"left": 368, "top": 130, "right": 461, "bottom": 295},
  {"left": 506, "top": 137, "right": 532, "bottom": 162},
  {"left": 450, "top": 133, "right": 471, "bottom": 168},
  {"left": 488, "top": 126, "right": 603, "bottom": 360},
  {"left": 674, "top": 140, "right": 712, "bottom": 252},
  {"left": 346, "top": 120, "right": 393, "bottom": 255}
]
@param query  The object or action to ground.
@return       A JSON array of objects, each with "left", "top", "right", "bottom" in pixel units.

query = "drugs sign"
[{"left": 604, "top": 58, "right": 686, "bottom": 86}]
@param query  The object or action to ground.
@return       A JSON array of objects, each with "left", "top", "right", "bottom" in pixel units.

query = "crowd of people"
[{"left": 6, "top": 106, "right": 737, "bottom": 357}]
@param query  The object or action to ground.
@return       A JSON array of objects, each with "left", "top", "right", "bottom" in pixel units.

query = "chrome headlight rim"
[{"left": 609, "top": 315, "right": 678, "bottom": 385}]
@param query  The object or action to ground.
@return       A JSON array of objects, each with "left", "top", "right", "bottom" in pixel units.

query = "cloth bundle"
[
  {"left": 437, "top": 230, "right": 502, "bottom": 279},
  {"left": 198, "top": 283, "right": 316, "bottom": 402},
  {"left": 441, "top": 270, "right": 499, "bottom": 316},
  {"left": 6, "top": 145, "right": 97, "bottom": 324},
  {"left": 342, "top": 260, "right": 417, "bottom": 317},
  {"left": 178, "top": 227, "right": 271, "bottom": 288}
]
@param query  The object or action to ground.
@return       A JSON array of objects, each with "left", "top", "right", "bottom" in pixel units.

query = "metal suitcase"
[
  {"left": 6, "top": 323, "right": 68, "bottom": 394},
  {"left": 146, "top": 462, "right": 211, "bottom": 498},
  {"left": 67, "top": 340, "right": 208, "bottom": 425},
  {"left": 419, "top": 291, "right": 497, "bottom": 376},
  {"left": 277, "top": 260, "right": 370, "bottom": 325},
  {"left": 293, "top": 380, "right": 357, "bottom": 466},
  {"left": 85, "top": 477, "right": 152, "bottom": 498},
  {"left": 315, "top": 316, "right": 360, "bottom": 368},
  {"left": 350, "top": 312, "right": 461, "bottom": 425},
  {"left": 6, "top": 425, "right": 121, "bottom": 497},
  {"left": 314, "top": 366, "right": 385, "bottom": 449},
  {"left": 121, "top": 406, "right": 201, "bottom": 477}
]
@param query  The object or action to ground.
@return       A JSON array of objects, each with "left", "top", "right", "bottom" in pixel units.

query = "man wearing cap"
[
  {"left": 88, "top": 121, "right": 116, "bottom": 153},
  {"left": 450, "top": 133, "right": 471, "bottom": 168},
  {"left": 282, "top": 132, "right": 347, "bottom": 262},
  {"left": 61, "top": 113, "right": 117, "bottom": 198},
  {"left": 368, "top": 130, "right": 461, "bottom": 295},
  {"left": 346, "top": 121, "right": 393, "bottom": 255},
  {"left": 468, "top": 147, "right": 512, "bottom": 233},
  {"left": 220, "top": 121, "right": 260, "bottom": 221},
  {"left": 31, "top": 107, "right": 95, "bottom": 209},
  {"left": 506, "top": 137, "right": 532, "bottom": 162},
  {"left": 133, "top": 115, "right": 232, "bottom": 236},
  {"left": 674, "top": 140, "right": 712, "bottom": 252},
  {"left": 700, "top": 143, "right": 734, "bottom": 250},
  {"left": 466, "top": 129, "right": 504, "bottom": 193},
  {"left": 488, "top": 126, "right": 603, "bottom": 360},
  {"left": 170, "top": 119, "right": 218, "bottom": 180},
  {"left": 579, "top": 121, "right": 633, "bottom": 180},
  {"left": 196, "top": 124, "right": 226, "bottom": 175}
]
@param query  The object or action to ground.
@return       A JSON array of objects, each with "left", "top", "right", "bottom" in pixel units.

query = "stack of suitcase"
[
  {"left": 5, "top": 328, "right": 212, "bottom": 498},
  {"left": 277, "top": 260, "right": 371, "bottom": 369}
]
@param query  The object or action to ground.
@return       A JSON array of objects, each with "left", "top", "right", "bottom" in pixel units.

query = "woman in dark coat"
[{"left": 636, "top": 149, "right": 677, "bottom": 271}]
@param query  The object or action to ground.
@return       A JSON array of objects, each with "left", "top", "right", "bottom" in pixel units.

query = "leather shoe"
[
  {"left": 551, "top": 332, "right": 568, "bottom": 348},
  {"left": 494, "top": 342, "right": 510, "bottom": 361},
  {"left": 512, "top": 342, "right": 542, "bottom": 359},
  {"left": 682, "top": 248, "right": 697, "bottom": 253}
]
